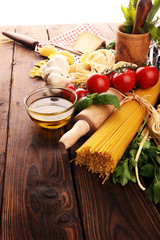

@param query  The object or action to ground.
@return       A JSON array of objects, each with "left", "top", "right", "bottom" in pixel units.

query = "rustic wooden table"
[{"left": 0, "top": 23, "right": 160, "bottom": 240}]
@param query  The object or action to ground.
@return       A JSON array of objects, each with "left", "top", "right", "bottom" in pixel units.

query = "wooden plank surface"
[
  {"left": 69, "top": 23, "right": 160, "bottom": 240},
  {"left": 0, "top": 23, "right": 160, "bottom": 240},
  {"left": 0, "top": 25, "right": 15, "bottom": 212},
  {"left": 0, "top": 25, "right": 83, "bottom": 240}
]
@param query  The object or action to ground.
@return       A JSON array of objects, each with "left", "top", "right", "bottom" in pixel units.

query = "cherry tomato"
[
  {"left": 112, "top": 69, "right": 136, "bottom": 92},
  {"left": 66, "top": 83, "right": 76, "bottom": 91},
  {"left": 135, "top": 66, "right": 159, "bottom": 89},
  {"left": 62, "top": 87, "right": 75, "bottom": 102},
  {"left": 106, "top": 72, "right": 116, "bottom": 86},
  {"left": 127, "top": 68, "right": 136, "bottom": 74},
  {"left": 75, "top": 88, "right": 88, "bottom": 100},
  {"left": 86, "top": 73, "right": 110, "bottom": 94}
]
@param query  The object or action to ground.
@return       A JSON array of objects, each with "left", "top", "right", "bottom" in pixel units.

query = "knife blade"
[{"left": 2, "top": 30, "right": 82, "bottom": 56}]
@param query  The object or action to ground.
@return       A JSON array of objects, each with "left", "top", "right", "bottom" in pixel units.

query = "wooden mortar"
[{"left": 116, "top": 24, "right": 150, "bottom": 65}]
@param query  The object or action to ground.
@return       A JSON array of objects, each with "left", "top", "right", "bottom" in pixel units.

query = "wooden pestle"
[
  {"left": 132, "top": 0, "right": 152, "bottom": 34},
  {"left": 59, "top": 88, "right": 123, "bottom": 149}
]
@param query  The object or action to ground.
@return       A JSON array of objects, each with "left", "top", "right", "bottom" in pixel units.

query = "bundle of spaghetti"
[
  {"left": 83, "top": 49, "right": 115, "bottom": 67},
  {"left": 75, "top": 80, "right": 160, "bottom": 183},
  {"left": 70, "top": 61, "right": 108, "bottom": 83}
]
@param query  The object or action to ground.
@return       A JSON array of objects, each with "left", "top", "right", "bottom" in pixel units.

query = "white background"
[
  {"left": 0, "top": 0, "right": 132, "bottom": 26},
  {"left": 1, "top": 1, "right": 159, "bottom": 26}
]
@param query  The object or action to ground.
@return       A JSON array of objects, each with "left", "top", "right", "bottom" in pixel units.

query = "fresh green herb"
[
  {"left": 121, "top": 0, "right": 137, "bottom": 33},
  {"left": 92, "top": 92, "right": 120, "bottom": 108},
  {"left": 112, "top": 132, "right": 160, "bottom": 204},
  {"left": 121, "top": 0, "right": 160, "bottom": 42},
  {"left": 75, "top": 92, "right": 120, "bottom": 113},
  {"left": 75, "top": 95, "right": 93, "bottom": 113},
  {"left": 105, "top": 40, "right": 116, "bottom": 50},
  {"left": 147, "top": 0, "right": 160, "bottom": 23}
]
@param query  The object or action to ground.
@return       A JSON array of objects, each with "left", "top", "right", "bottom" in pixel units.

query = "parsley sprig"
[{"left": 112, "top": 128, "right": 160, "bottom": 204}]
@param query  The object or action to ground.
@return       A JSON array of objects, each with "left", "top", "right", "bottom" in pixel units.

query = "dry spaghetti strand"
[{"left": 75, "top": 79, "right": 160, "bottom": 183}]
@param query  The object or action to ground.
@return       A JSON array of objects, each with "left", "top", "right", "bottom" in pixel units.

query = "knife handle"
[{"left": 2, "top": 30, "right": 39, "bottom": 49}]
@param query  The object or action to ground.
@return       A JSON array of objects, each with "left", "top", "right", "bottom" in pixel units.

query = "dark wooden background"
[{"left": 0, "top": 23, "right": 160, "bottom": 240}]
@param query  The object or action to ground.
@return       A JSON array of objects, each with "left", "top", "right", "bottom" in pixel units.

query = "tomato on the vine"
[
  {"left": 86, "top": 73, "right": 110, "bottom": 94},
  {"left": 135, "top": 66, "right": 159, "bottom": 89},
  {"left": 106, "top": 72, "right": 115, "bottom": 86},
  {"left": 66, "top": 83, "right": 76, "bottom": 91},
  {"left": 75, "top": 88, "right": 88, "bottom": 100},
  {"left": 112, "top": 69, "right": 136, "bottom": 92}
]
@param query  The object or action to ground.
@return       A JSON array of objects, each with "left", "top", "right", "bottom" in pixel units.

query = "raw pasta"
[
  {"left": 70, "top": 49, "right": 115, "bottom": 83},
  {"left": 70, "top": 61, "right": 109, "bottom": 83},
  {"left": 75, "top": 80, "right": 160, "bottom": 182},
  {"left": 84, "top": 49, "right": 115, "bottom": 68}
]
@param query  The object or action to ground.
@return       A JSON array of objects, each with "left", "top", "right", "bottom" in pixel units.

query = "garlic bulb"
[
  {"left": 42, "top": 66, "right": 62, "bottom": 81},
  {"left": 47, "top": 73, "right": 70, "bottom": 87},
  {"left": 42, "top": 55, "right": 73, "bottom": 87},
  {"left": 43, "top": 55, "right": 69, "bottom": 77}
]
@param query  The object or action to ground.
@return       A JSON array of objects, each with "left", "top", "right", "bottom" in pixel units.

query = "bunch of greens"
[
  {"left": 75, "top": 92, "right": 120, "bottom": 113},
  {"left": 122, "top": 0, "right": 160, "bottom": 42},
  {"left": 112, "top": 129, "right": 160, "bottom": 204}
]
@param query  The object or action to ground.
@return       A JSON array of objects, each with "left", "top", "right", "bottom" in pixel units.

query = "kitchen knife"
[{"left": 2, "top": 30, "right": 81, "bottom": 56}]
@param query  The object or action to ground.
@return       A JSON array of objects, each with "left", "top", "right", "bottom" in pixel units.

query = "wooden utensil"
[
  {"left": 132, "top": 0, "right": 152, "bottom": 34},
  {"left": 59, "top": 89, "right": 123, "bottom": 149}
]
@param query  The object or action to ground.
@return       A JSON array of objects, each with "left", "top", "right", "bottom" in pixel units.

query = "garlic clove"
[
  {"left": 47, "top": 73, "right": 69, "bottom": 87},
  {"left": 42, "top": 66, "right": 62, "bottom": 81},
  {"left": 46, "top": 55, "right": 69, "bottom": 77}
]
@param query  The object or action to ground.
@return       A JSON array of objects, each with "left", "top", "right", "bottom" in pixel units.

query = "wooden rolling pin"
[
  {"left": 59, "top": 88, "right": 123, "bottom": 149},
  {"left": 132, "top": 0, "right": 152, "bottom": 34}
]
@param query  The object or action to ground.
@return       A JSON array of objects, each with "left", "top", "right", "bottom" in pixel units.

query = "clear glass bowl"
[{"left": 24, "top": 86, "right": 77, "bottom": 129}]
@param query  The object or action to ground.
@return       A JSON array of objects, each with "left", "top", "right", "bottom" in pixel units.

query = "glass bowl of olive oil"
[{"left": 24, "top": 86, "right": 77, "bottom": 129}]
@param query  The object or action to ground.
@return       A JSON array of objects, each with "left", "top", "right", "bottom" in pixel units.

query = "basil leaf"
[
  {"left": 76, "top": 96, "right": 92, "bottom": 112},
  {"left": 75, "top": 92, "right": 120, "bottom": 113},
  {"left": 92, "top": 93, "right": 120, "bottom": 110}
]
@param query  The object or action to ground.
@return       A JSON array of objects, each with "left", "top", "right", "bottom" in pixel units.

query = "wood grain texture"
[
  {"left": 70, "top": 146, "right": 160, "bottom": 240},
  {"left": 0, "top": 23, "right": 160, "bottom": 240},
  {"left": 0, "top": 25, "right": 15, "bottom": 213},
  {"left": 1, "top": 25, "right": 83, "bottom": 240},
  {"left": 68, "top": 23, "right": 160, "bottom": 240}
]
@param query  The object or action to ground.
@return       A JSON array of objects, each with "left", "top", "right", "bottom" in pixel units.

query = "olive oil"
[{"left": 28, "top": 96, "right": 74, "bottom": 129}]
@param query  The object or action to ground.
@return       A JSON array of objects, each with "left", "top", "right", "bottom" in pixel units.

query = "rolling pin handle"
[{"left": 59, "top": 120, "right": 90, "bottom": 149}]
